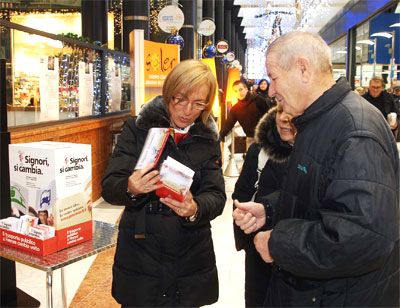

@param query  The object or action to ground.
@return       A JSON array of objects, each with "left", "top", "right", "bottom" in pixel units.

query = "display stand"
[
  {"left": 223, "top": 129, "right": 240, "bottom": 177},
  {"left": 0, "top": 58, "right": 40, "bottom": 307}
]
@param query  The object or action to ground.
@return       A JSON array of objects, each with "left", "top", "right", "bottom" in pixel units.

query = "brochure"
[
  {"left": 156, "top": 156, "right": 195, "bottom": 202},
  {"left": 135, "top": 128, "right": 171, "bottom": 169}
]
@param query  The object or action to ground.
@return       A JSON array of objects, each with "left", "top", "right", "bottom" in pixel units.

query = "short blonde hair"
[
  {"left": 266, "top": 31, "right": 332, "bottom": 74},
  {"left": 162, "top": 59, "right": 217, "bottom": 124},
  {"left": 369, "top": 76, "right": 385, "bottom": 87}
]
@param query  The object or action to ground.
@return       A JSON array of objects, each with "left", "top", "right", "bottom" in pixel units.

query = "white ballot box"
[{"left": 6, "top": 141, "right": 92, "bottom": 253}]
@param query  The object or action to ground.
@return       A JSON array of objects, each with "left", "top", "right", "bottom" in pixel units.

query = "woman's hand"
[
  {"left": 160, "top": 191, "right": 198, "bottom": 218},
  {"left": 127, "top": 163, "right": 163, "bottom": 196}
]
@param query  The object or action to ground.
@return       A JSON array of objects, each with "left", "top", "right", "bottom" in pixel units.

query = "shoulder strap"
[{"left": 251, "top": 148, "right": 269, "bottom": 201}]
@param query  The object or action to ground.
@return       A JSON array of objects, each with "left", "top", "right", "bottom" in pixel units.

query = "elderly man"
[
  {"left": 233, "top": 31, "right": 399, "bottom": 307},
  {"left": 363, "top": 76, "right": 398, "bottom": 135}
]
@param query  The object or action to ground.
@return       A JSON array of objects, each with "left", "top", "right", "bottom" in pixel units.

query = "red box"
[
  {"left": 0, "top": 220, "right": 93, "bottom": 255},
  {"left": 0, "top": 228, "right": 58, "bottom": 255}
]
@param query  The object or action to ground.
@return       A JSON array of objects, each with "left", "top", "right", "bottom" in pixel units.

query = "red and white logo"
[{"left": 216, "top": 40, "right": 229, "bottom": 54}]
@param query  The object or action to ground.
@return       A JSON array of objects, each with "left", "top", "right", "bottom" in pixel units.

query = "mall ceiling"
[{"left": 233, "top": 0, "right": 353, "bottom": 49}]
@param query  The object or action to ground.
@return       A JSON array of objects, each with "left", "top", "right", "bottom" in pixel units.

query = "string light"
[
  {"left": 93, "top": 52, "right": 102, "bottom": 115},
  {"left": 111, "top": 0, "right": 122, "bottom": 35},
  {"left": 149, "top": 0, "right": 166, "bottom": 34}
]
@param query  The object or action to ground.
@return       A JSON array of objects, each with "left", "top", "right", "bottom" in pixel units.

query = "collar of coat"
[
  {"left": 254, "top": 107, "right": 293, "bottom": 163},
  {"left": 293, "top": 77, "right": 351, "bottom": 130},
  {"left": 135, "top": 95, "right": 219, "bottom": 141}
]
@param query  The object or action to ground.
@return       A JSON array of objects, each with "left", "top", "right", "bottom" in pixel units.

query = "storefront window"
[
  {"left": 355, "top": 21, "right": 375, "bottom": 88},
  {"left": 1, "top": 21, "right": 130, "bottom": 127},
  {"left": 330, "top": 35, "right": 346, "bottom": 81},
  {"left": 354, "top": 8, "right": 399, "bottom": 89}
]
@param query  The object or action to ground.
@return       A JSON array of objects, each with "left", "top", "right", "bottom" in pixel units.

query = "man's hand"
[
  {"left": 232, "top": 199, "right": 266, "bottom": 234},
  {"left": 254, "top": 230, "right": 274, "bottom": 263}
]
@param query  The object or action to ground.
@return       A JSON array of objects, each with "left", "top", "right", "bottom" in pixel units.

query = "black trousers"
[{"left": 245, "top": 246, "right": 272, "bottom": 307}]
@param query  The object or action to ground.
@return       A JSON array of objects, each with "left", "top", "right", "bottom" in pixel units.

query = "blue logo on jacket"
[{"left": 297, "top": 164, "right": 308, "bottom": 174}]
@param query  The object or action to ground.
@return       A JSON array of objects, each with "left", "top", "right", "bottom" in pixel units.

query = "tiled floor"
[{"left": 15, "top": 147, "right": 247, "bottom": 308}]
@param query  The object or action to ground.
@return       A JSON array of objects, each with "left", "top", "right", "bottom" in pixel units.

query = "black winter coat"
[
  {"left": 232, "top": 108, "right": 292, "bottom": 307},
  {"left": 266, "top": 78, "right": 399, "bottom": 307},
  {"left": 101, "top": 96, "right": 226, "bottom": 307},
  {"left": 233, "top": 107, "right": 292, "bottom": 251}
]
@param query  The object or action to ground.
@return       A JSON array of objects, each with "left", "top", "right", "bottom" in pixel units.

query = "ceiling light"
[
  {"left": 371, "top": 32, "right": 393, "bottom": 39},
  {"left": 356, "top": 39, "right": 375, "bottom": 45},
  {"left": 336, "top": 50, "right": 347, "bottom": 54}
]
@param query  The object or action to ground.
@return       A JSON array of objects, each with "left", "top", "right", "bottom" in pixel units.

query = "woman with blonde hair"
[{"left": 102, "top": 60, "right": 226, "bottom": 307}]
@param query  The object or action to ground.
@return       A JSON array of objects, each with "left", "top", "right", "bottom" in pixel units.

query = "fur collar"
[
  {"left": 135, "top": 96, "right": 219, "bottom": 141},
  {"left": 254, "top": 107, "right": 293, "bottom": 163}
]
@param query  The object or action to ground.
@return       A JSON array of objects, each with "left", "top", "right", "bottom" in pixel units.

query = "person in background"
[
  {"left": 235, "top": 31, "right": 399, "bottom": 307},
  {"left": 219, "top": 80, "right": 273, "bottom": 150},
  {"left": 102, "top": 60, "right": 226, "bottom": 307},
  {"left": 363, "top": 76, "right": 398, "bottom": 136},
  {"left": 392, "top": 85, "right": 400, "bottom": 109},
  {"left": 232, "top": 104, "right": 296, "bottom": 307},
  {"left": 255, "top": 79, "right": 270, "bottom": 100}
]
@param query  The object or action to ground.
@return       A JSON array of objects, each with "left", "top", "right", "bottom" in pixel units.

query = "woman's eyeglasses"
[{"left": 172, "top": 96, "right": 208, "bottom": 111}]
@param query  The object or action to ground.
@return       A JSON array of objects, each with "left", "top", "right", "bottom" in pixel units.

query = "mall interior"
[{"left": 0, "top": 0, "right": 399, "bottom": 307}]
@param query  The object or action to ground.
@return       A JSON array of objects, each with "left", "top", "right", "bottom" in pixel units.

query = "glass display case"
[{"left": 0, "top": 20, "right": 131, "bottom": 127}]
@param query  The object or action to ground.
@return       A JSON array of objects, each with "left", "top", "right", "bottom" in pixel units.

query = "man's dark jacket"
[
  {"left": 362, "top": 90, "right": 397, "bottom": 118},
  {"left": 232, "top": 107, "right": 292, "bottom": 307},
  {"left": 101, "top": 96, "right": 226, "bottom": 307},
  {"left": 219, "top": 92, "right": 272, "bottom": 140},
  {"left": 266, "top": 78, "right": 399, "bottom": 307}
]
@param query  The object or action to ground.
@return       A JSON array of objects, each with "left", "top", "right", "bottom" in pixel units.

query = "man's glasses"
[{"left": 172, "top": 95, "right": 209, "bottom": 111}]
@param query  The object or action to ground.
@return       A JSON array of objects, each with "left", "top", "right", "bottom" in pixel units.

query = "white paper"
[
  {"left": 78, "top": 61, "right": 94, "bottom": 116},
  {"left": 135, "top": 128, "right": 170, "bottom": 169},
  {"left": 109, "top": 65, "right": 122, "bottom": 112},
  {"left": 39, "top": 56, "right": 60, "bottom": 121},
  {"left": 159, "top": 156, "right": 194, "bottom": 194}
]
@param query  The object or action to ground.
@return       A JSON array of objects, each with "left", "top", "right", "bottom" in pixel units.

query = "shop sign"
[
  {"left": 226, "top": 51, "right": 235, "bottom": 62},
  {"left": 144, "top": 40, "right": 179, "bottom": 87},
  {"left": 157, "top": 5, "right": 184, "bottom": 33},
  {"left": 198, "top": 19, "right": 216, "bottom": 36},
  {"left": 216, "top": 40, "right": 229, "bottom": 54}
]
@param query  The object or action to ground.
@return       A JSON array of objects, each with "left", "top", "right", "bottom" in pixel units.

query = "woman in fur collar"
[
  {"left": 232, "top": 105, "right": 296, "bottom": 307},
  {"left": 102, "top": 60, "right": 226, "bottom": 307}
]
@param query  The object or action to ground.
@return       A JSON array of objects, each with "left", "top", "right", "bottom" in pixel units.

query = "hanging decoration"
[
  {"left": 92, "top": 52, "right": 103, "bottom": 115},
  {"left": 202, "top": 40, "right": 217, "bottom": 58},
  {"left": 165, "top": 29, "right": 184, "bottom": 51},
  {"left": 158, "top": 5, "right": 185, "bottom": 51},
  {"left": 111, "top": 0, "right": 122, "bottom": 35},
  {"left": 149, "top": 0, "right": 166, "bottom": 34}
]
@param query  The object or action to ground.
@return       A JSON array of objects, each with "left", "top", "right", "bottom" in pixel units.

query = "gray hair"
[{"left": 266, "top": 31, "right": 332, "bottom": 74}]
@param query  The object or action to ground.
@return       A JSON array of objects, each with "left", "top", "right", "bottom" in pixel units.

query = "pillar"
[
  {"left": 122, "top": 0, "right": 149, "bottom": 53},
  {"left": 81, "top": 0, "right": 108, "bottom": 45},
  {"left": 180, "top": 0, "right": 196, "bottom": 60}
]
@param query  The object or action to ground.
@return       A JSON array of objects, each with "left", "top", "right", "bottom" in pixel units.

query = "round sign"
[
  {"left": 225, "top": 51, "right": 235, "bottom": 62},
  {"left": 158, "top": 5, "right": 185, "bottom": 33},
  {"left": 198, "top": 19, "right": 216, "bottom": 36},
  {"left": 216, "top": 40, "right": 229, "bottom": 54}
]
